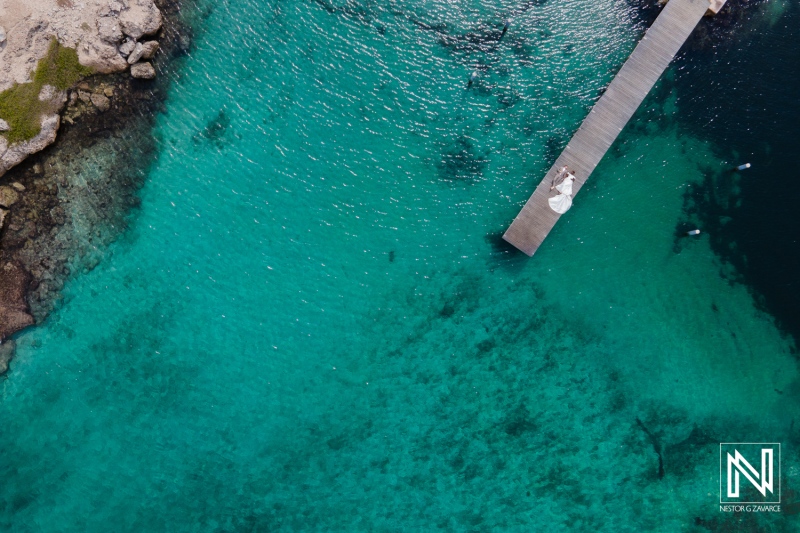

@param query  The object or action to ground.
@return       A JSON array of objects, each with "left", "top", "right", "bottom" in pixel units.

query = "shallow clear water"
[{"left": 2, "top": 0, "right": 799, "bottom": 530}]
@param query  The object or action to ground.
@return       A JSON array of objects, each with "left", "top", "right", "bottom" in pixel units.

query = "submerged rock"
[
  {"left": 0, "top": 340, "right": 15, "bottom": 375},
  {"left": 178, "top": 34, "right": 192, "bottom": 52},
  {"left": 90, "top": 93, "right": 111, "bottom": 112},
  {"left": 130, "top": 62, "right": 156, "bottom": 79},
  {"left": 0, "top": 186, "right": 20, "bottom": 207}
]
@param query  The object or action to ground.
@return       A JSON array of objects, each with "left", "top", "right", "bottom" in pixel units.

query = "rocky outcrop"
[
  {"left": 97, "top": 16, "right": 124, "bottom": 44},
  {"left": 119, "top": 39, "right": 137, "bottom": 57},
  {"left": 141, "top": 41, "right": 160, "bottom": 60},
  {"left": 127, "top": 42, "right": 145, "bottom": 64},
  {"left": 0, "top": 0, "right": 164, "bottom": 179},
  {"left": 130, "top": 62, "right": 156, "bottom": 79},
  {"left": 0, "top": 81, "right": 65, "bottom": 177},
  {"left": 78, "top": 40, "right": 130, "bottom": 74},
  {"left": 1, "top": 0, "right": 163, "bottom": 92},
  {"left": 0, "top": 262, "right": 34, "bottom": 341},
  {"left": 0, "top": 0, "right": 184, "bottom": 366},
  {"left": 0, "top": 114, "right": 62, "bottom": 176},
  {"left": 119, "top": 1, "right": 163, "bottom": 40}
]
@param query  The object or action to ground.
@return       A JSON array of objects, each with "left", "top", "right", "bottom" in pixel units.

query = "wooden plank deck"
[{"left": 503, "top": 0, "right": 714, "bottom": 256}]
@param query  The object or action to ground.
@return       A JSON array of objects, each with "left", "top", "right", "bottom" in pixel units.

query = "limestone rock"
[
  {"left": 97, "top": 16, "right": 123, "bottom": 44},
  {"left": 127, "top": 42, "right": 144, "bottom": 64},
  {"left": 119, "top": 38, "right": 136, "bottom": 57},
  {"left": 0, "top": 307, "right": 33, "bottom": 340},
  {"left": 38, "top": 84, "right": 57, "bottom": 102},
  {"left": 0, "top": 186, "right": 20, "bottom": 207},
  {"left": 0, "top": 207, "right": 7, "bottom": 232},
  {"left": 119, "top": 1, "right": 162, "bottom": 40},
  {"left": 90, "top": 93, "right": 111, "bottom": 111},
  {"left": 0, "top": 340, "right": 15, "bottom": 375},
  {"left": 11, "top": 182, "right": 25, "bottom": 192},
  {"left": 0, "top": 119, "right": 9, "bottom": 132},
  {"left": 78, "top": 39, "right": 128, "bottom": 74},
  {"left": 130, "top": 61, "right": 156, "bottom": 79},
  {"left": 0, "top": 115, "right": 61, "bottom": 177},
  {"left": 140, "top": 40, "right": 159, "bottom": 59},
  {"left": 0, "top": 0, "right": 163, "bottom": 177},
  {"left": 104, "top": 87, "right": 114, "bottom": 97}
]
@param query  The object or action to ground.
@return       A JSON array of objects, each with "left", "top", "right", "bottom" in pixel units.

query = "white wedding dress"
[{"left": 548, "top": 174, "right": 575, "bottom": 214}]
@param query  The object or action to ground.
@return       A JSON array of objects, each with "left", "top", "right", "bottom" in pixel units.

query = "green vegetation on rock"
[{"left": 0, "top": 38, "right": 94, "bottom": 144}]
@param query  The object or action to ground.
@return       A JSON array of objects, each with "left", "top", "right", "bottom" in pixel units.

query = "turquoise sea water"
[{"left": 2, "top": 0, "right": 800, "bottom": 530}]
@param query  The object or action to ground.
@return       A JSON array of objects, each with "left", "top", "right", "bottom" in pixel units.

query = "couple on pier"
[{"left": 548, "top": 166, "right": 576, "bottom": 214}]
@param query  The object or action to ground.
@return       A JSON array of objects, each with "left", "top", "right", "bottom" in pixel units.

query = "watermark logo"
[{"left": 720, "top": 443, "right": 780, "bottom": 507}]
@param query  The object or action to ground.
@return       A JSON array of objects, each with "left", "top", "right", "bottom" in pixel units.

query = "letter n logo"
[{"left": 720, "top": 443, "right": 780, "bottom": 504}]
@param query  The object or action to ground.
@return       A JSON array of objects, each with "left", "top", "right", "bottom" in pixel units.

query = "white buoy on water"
[
  {"left": 736, "top": 163, "right": 751, "bottom": 171},
  {"left": 687, "top": 229, "right": 701, "bottom": 236},
  {"left": 467, "top": 70, "right": 479, "bottom": 88}
]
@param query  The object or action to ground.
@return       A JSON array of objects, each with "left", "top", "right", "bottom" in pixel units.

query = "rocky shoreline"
[
  {"left": 1, "top": 0, "right": 166, "bottom": 176},
  {"left": 0, "top": 0, "right": 193, "bottom": 373}
]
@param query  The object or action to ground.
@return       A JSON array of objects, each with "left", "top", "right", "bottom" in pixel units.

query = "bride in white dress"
[{"left": 548, "top": 168, "right": 576, "bottom": 214}]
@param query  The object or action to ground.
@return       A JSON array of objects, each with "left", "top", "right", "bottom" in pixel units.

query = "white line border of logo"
[{"left": 719, "top": 442, "right": 781, "bottom": 504}]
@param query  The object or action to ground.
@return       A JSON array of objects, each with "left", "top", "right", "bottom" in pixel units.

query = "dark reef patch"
[
  {"left": 502, "top": 403, "right": 538, "bottom": 436},
  {"left": 663, "top": 425, "right": 717, "bottom": 479},
  {"left": 193, "top": 108, "right": 230, "bottom": 148},
  {"left": 437, "top": 135, "right": 488, "bottom": 182},
  {"left": 309, "top": 0, "right": 548, "bottom": 70},
  {"left": 543, "top": 135, "right": 567, "bottom": 164}
]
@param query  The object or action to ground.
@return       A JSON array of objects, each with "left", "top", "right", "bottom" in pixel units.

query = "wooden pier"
[{"left": 503, "top": 0, "right": 726, "bottom": 256}]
